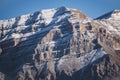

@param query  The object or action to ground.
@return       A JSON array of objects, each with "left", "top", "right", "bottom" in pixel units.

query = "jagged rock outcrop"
[
  {"left": 81, "top": 55, "right": 120, "bottom": 80},
  {"left": 0, "top": 7, "right": 120, "bottom": 80}
]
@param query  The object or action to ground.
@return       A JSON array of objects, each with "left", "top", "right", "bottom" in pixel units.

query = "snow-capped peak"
[
  {"left": 96, "top": 9, "right": 120, "bottom": 36},
  {"left": 1, "top": 7, "right": 120, "bottom": 80},
  {"left": 110, "top": 10, "right": 120, "bottom": 20},
  {"left": 96, "top": 9, "right": 120, "bottom": 20},
  {"left": 0, "top": 7, "right": 74, "bottom": 42},
  {"left": 40, "top": 6, "right": 68, "bottom": 25}
]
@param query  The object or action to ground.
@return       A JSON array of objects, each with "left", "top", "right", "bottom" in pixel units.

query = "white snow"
[
  {"left": 110, "top": 11, "right": 120, "bottom": 20},
  {"left": 18, "top": 14, "right": 30, "bottom": 25},
  {"left": 100, "top": 21, "right": 116, "bottom": 31},
  {"left": 78, "top": 48, "right": 105, "bottom": 68},
  {"left": 56, "top": 13, "right": 72, "bottom": 24},
  {"left": 98, "top": 10, "right": 120, "bottom": 36},
  {"left": 82, "top": 18, "right": 92, "bottom": 23},
  {"left": 45, "top": 41, "right": 56, "bottom": 47},
  {"left": 57, "top": 48, "right": 106, "bottom": 70},
  {"left": 12, "top": 33, "right": 23, "bottom": 39},
  {"left": 41, "top": 8, "right": 57, "bottom": 25}
]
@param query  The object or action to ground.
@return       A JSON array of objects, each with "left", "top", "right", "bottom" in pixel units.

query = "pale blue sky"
[{"left": 0, "top": 0, "right": 120, "bottom": 20}]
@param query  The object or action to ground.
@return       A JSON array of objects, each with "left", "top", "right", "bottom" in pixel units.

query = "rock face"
[
  {"left": 0, "top": 7, "right": 120, "bottom": 80},
  {"left": 80, "top": 55, "right": 120, "bottom": 80}
]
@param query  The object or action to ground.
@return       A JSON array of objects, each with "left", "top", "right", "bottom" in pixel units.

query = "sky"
[{"left": 0, "top": 0, "right": 120, "bottom": 20}]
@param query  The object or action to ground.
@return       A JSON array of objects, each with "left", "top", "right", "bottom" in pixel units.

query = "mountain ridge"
[
  {"left": 96, "top": 9, "right": 120, "bottom": 20},
  {"left": 0, "top": 7, "right": 120, "bottom": 80}
]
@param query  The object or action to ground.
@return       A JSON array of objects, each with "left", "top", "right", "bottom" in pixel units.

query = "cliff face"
[{"left": 0, "top": 7, "right": 120, "bottom": 80}]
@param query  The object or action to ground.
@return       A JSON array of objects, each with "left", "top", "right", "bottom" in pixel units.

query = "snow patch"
[
  {"left": 41, "top": 8, "right": 57, "bottom": 25},
  {"left": 12, "top": 33, "right": 23, "bottom": 39}
]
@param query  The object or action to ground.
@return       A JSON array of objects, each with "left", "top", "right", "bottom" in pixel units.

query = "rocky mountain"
[{"left": 0, "top": 7, "right": 120, "bottom": 80}]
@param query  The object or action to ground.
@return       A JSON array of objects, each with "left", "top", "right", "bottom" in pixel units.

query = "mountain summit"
[
  {"left": 96, "top": 9, "right": 120, "bottom": 20},
  {"left": 0, "top": 7, "right": 120, "bottom": 80}
]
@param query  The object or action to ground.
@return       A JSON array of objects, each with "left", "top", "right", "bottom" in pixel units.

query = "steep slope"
[
  {"left": 95, "top": 10, "right": 120, "bottom": 52},
  {"left": 0, "top": 7, "right": 120, "bottom": 80},
  {"left": 88, "top": 10, "right": 120, "bottom": 80},
  {"left": 96, "top": 10, "right": 120, "bottom": 35}
]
